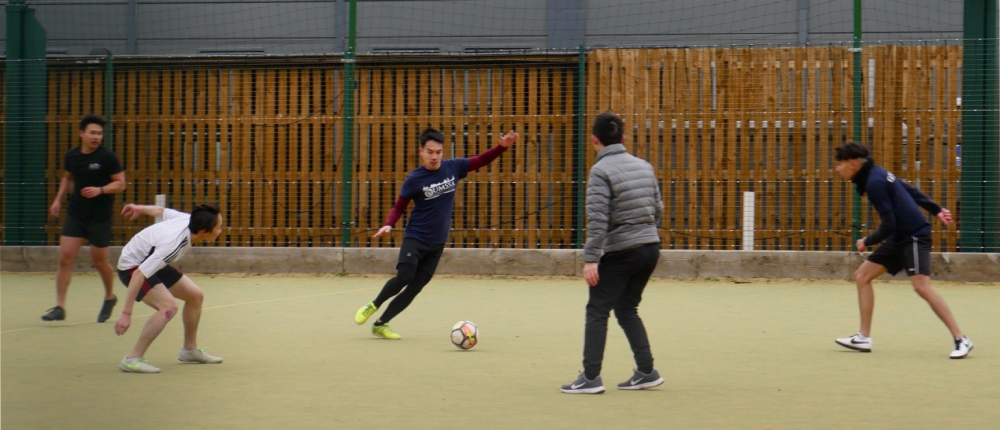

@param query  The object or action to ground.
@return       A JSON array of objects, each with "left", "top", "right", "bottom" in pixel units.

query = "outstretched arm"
[
  {"left": 373, "top": 195, "right": 411, "bottom": 238},
  {"left": 121, "top": 203, "right": 165, "bottom": 221},
  {"left": 468, "top": 130, "right": 518, "bottom": 171}
]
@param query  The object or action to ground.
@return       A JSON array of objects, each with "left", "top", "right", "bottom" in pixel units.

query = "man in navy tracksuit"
[
  {"left": 833, "top": 142, "right": 972, "bottom": 359},
  {"left": 352, "top": 128, "right": 518, "bottom": 339}
]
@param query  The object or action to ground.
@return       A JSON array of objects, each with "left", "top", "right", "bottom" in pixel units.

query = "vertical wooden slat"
[
  {"left": 803, "top": 46, "right": 819, "bottom": 249},
  {"left": 369, "top": 68, "right": 384, "bottom": 245},
  {"left": 722, "top": 48, "right": 740, "bottom": 250},
  {"left": 390, "top": 68, "right": 408, "bottom": 245},
  {"left": 356, "top": 68, "right": 371, "bottom": 246},
  {"left": 488, "top": 68, "right": 504, "bottom": 247},
  {"left": 943, "top": 46, "right": 962, "bottom": 250}
]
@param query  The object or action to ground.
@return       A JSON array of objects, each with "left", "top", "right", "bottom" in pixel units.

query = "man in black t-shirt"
[{"left": 42, "top": 115, "right": 126, "bottom": 323}]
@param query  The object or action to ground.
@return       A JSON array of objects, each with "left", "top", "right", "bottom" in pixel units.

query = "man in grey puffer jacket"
[{"left": 561, "top": 112, "right": 664, "bottom": 394}]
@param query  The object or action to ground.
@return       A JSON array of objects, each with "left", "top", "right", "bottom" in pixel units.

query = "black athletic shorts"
[
  {"left": 867, "top": 234, "right": 932, "bottom": 277},
  {"left": 61, "top": 215, "right": 113, "bottom": 248},
  {"left": 397, "top": 237, "right": 445, "bottom": 273},
  {"left": 117, "top": 266, "right": 184, "bottom": 303}
]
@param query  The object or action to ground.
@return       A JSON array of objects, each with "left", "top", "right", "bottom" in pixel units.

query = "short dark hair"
[
  {"left": 79, "top": 114, "right": 106, "bottom": 131},
  {"left": 834, "top": 141, "right": 870, "bottom": 161},
  {"left": 591, "top": 112, "right": 624, "bottom": 146},
  {"left": 419, "top": 128, "right": 445, "bottom": 147},
  {"left": 189, "top": 202, "right": 221, "bottom": 234}
]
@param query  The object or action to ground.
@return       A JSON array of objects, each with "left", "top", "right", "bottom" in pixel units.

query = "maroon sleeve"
[
  {"left": 468, "top": 145, "right": 509, "bottom": 172},
  {"left": 383, "top": 195, "right": 411, "bottom": 227}
]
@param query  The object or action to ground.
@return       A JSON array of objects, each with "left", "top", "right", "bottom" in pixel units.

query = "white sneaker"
[
  {"left": 178, "top": 347, "right": 223, "bottom": 364},
  {"left": 950, "top": 336, "right": 973, "bottom": 359},
  {"left": 835, "top": 333, "right": 872, "bottom": 352},
  {"left": 119, "top": 357, "right": 161, "bottom": 373}
]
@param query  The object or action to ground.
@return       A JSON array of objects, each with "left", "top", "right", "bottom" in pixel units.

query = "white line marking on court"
[{"left": 0, "top": 287, "right": 373, "bottom": 334}]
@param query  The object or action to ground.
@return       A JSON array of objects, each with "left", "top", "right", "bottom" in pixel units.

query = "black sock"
[
  {"left": 638, "top": 363, "right": 654, "bottom": 374},
  {"left": 373, "top": 321, "right": 384, "bottom": 327}
]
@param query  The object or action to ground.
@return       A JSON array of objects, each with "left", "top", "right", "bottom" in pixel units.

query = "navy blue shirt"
[
  {"left": 398, "top": 158, "right": 471, "bottom": 245},
  {"left": 853, "top": 160, "right": 942, "bottom": 246}
]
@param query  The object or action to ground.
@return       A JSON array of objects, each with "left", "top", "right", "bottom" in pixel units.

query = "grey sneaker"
[
  {"left": 178, "top": 347, "right": 223, "bottom": 364},
  {"left": 617, "top": 369, "right": 664, "bottom": 390},
  {"left": 560, "top": 373, "right": 605, "bottom": 394},
  {"left": 119, "top": 357, "right": 161, "bottom": 374}
]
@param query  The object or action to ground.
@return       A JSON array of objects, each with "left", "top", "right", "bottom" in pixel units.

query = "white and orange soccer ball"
[{"left": 450, "top": 320, "right": 478, "bottom": 350}]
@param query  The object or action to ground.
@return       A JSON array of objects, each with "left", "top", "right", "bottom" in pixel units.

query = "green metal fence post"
[
  {"left": 988, "top": 0, "right": 999, "bottom": 251},
  {"left": 22, "top": 6, "right": 48, "bottom": 245},
  {"left": 4, "top": 0, "right": 47, "bottom": 245},
  {"left": 851, "top": 0, "right": 864, "bottom": 244},
  {"left": 5, "top": 0, "right": 27, "bottom": 245},
  {"left": 961, "top": 0, "right": 999, "bottom": 251},
  {"left": 340, "top": 0, "right": 357, "bottom": 247}
]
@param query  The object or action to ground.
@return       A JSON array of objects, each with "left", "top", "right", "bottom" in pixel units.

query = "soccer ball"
[{"left": 450, "top": 320, "right": 478, "bottom": 350}]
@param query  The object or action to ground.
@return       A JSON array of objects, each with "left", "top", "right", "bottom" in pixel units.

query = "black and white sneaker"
[
  {"left": 835, "top": 333, "right": 872, "bottom": 352},
  {"left": 950, "top": 336, "right": 973, "bottom": 359},
  {"left": 560, "top": 373, "right": 605, "bottom": 394},
  {"left": 617, "top": 369, "right": 664, "bottom": 390}
]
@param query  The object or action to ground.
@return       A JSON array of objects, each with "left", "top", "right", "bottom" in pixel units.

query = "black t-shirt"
[{"left": 64, "top": 145, "right": 123, "bottom": 222}]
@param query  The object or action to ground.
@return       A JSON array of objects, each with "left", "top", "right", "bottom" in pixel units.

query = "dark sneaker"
[
  {"left": 41, "top": 306, "right": 65, "bottom": 321},
  {"left": 617, "top": 369, "right": 664, "bottom": 390},
  {"left": 97, "top": 296, "right": 118, "bottom": 323},
  {"left": 560, "top": 373, "right": 605, "bottom": 394}
]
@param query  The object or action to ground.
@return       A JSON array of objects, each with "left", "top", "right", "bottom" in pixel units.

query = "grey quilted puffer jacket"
[{"left": 583, "top": 144, "right": 663, "bottom": 263}]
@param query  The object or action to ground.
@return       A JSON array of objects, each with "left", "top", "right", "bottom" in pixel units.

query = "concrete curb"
[{"left": 3, "top": 246, "right": 997, "bottom": 282}]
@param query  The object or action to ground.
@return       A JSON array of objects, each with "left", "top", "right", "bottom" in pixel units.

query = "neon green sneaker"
[
  {"left": 355, "top": 302, "right": 378, "bottom": 325},
  {"left": 372, "top": 324, "right": 402, "bottom": 340}
]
